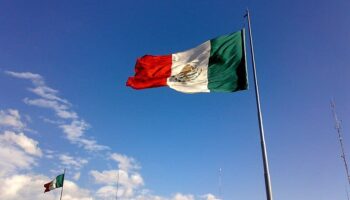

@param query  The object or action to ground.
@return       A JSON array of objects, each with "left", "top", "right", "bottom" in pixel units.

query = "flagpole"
[
  {"left": 245, "top": 9, "right": 274, "bottom": 200},
  {"left": 60, "top": 168, "right": 66, "bottom": 200}
]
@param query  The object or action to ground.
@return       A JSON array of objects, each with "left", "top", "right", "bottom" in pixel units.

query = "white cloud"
[
  {"left": 95, "top": 184, "right": 136, "bottom": 199},
  {"left": 200, "top": 194, "right": 220, "bottom": 200},
  {"left": 73, "top": 172, "right": 81, "bottom": 181},
  {"left": 133, "top": 191, "right": 165, "bottom": 200},
  {"left": 24, "top": 98, "right": 77, "bottom": 119},
  {"left": 0, "top": 109, "right": 41, "bottom": 176},
  {"left": 0, "top": 174, "right": 50, "bottom": 199},
  {"left": 0, "top": 174, "right": 93, "bottom": 200},
  {"left": 0, "top": 109, "right": 25, "bottom": 130},
  {"left": 60, "top": 120, "right": 89, "bottom": 140},
  {"left": 90, "top": 153, "right": 220, "bottom": 200},
  {"left": 44, "top": 149, "right": 55, "bottom": 159},
  {"left": 0, "top": 170, "right": 216, "bottom": 200},
  {"left": 79, "top": 138, "right": 109, "bottom": 151},
  {"left": 0, "top": 131, "right": 42, "bottom": 176},
  {"left": 90, "top": 170, "right": 143, "bottom": 188},
  {"left": 1, "top": 131, "right": 42, "bottom": 157},
  {"left": 28, "top": 86, "right": 70, "bottom": 105},
  {"left": 172, "top": 193, "right": 194, "bottom": 200},
  {"left": 0, "top": 140, "right": 36, "bottom": 176},
  {"left": 41, "top": 117, "right": 64, "bottom": 125},
  {"left": 6, "top": 71, "right": 107, "bottom": 152},
  {"left": 59, "top": 120, "right": 108, "bottom": 151},
  {"left": 110, "top": 153, "right": 140, "bottom": 171},
  {"left": 62, "top": 179, "right": 93, "bottom": 200},
  {"left": 59, "top": 154, "right": 88, "bottom": 170},
  {"left": 5, "top": 71, "right": 43, "bottom": 85},
  {"left": 96, "top": 185, "right": 127, "bottom": 200},
  {"left": 90, "top": 170, "right": 125, "bottom": 185},
  {"left": 45, "top": 149, "right": 55, "bottom": 154},
  {"left": 131, "top": 173, "right": 144, "bottom": 186},
  {"left": 4, "top": 72, "right": 219, "bottom": 200},
  {"left": 95, "top": 185, "right": 115, "bottom": 199},
  {"left": 5, "top": 71, "right": 69, "bottom": 105},
  {"left": 91, "top": 168, "right": 144, "bottom": 199}
]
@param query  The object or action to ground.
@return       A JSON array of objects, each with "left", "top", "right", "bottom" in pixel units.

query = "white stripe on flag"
[{"left": 167, "top": 41, "right": 211, "bottom": 93}]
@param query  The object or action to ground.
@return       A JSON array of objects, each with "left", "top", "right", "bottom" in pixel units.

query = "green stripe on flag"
[
  {"left": 208, "top": 29, "right": 248, "bottom": 92},
  {"left": 55, "top": 174, "right": 64, "bottom": 188}
]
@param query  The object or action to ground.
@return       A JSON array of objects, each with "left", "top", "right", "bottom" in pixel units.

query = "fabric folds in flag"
[
  {"left": 44, "top": 174, "right": 65, "bottom": 193},
  {"left": 126, "top": 29, "right": 248, "bottom": 93}
]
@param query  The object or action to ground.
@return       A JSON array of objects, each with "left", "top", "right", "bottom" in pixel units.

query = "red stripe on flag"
[
  {"left": 44, "top": 181, "right": 51, "bottom": 193},
  {"left": 126, "top": 55, "right": 172, "bottom": 89}
]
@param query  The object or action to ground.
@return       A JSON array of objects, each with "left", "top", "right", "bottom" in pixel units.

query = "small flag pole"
[
  {"left": 60, "top": 168, "right": 66, "bottom": 200},
  {"left": 245, "top": 9, "right": 274, "bottom": 200}
]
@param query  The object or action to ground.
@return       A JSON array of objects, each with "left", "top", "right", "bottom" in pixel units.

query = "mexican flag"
[
  {"left": 126, "top": 29, "right": 248, "bottom": 93},
  {"left": 44, "top": 174, "right": 64, "bottom": 193}
]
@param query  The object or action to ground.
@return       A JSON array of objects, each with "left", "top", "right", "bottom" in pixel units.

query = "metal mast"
[
  {"left": 331, "top": 100, "right": 350, "bottom": 186},
  {"left": 245, "top": 9, "right": 274, "bottom": 200}
]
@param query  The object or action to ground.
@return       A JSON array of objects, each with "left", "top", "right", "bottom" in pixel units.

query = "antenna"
[
  {"left": 331, "top": 100, "right": 350, "bottom": 186},
  {"left": 116, "top": 169, "right": 120, "bottom": 200},
  {"left": 218, "top": 168, "right": 222, "bottom": 199}
]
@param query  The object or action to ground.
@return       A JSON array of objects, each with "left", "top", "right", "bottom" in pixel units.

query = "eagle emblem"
[{"left": 169, "top": 63, "right": 202, "bottom": 83}]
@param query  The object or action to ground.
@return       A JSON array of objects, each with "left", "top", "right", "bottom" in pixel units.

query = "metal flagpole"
[
  {"left": 60, "top": 168, "right": 66, "bottom": 200},
  {"left": 245, "top": 9, "right": 274, "bottom": 200}
]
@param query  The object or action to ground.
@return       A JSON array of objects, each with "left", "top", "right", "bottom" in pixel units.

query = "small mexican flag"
[
  {"left": 126, "top": 29, "right": 248, "bottom": 93},
  {"left": 44, "top": 174, "right": 64, "bottom": 193}
]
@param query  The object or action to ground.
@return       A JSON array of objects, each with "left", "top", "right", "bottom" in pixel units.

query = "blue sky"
[{"left": 1, "top": 0, "right": 350, "bottom": 200}]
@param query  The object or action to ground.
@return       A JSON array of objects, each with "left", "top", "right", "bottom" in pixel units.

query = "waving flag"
[
  {"left": 126, "top": 29, "right": 247, "bottom": 93},
  {"left": 44, "top": 173, "right": 64, "bottom": 193}
]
